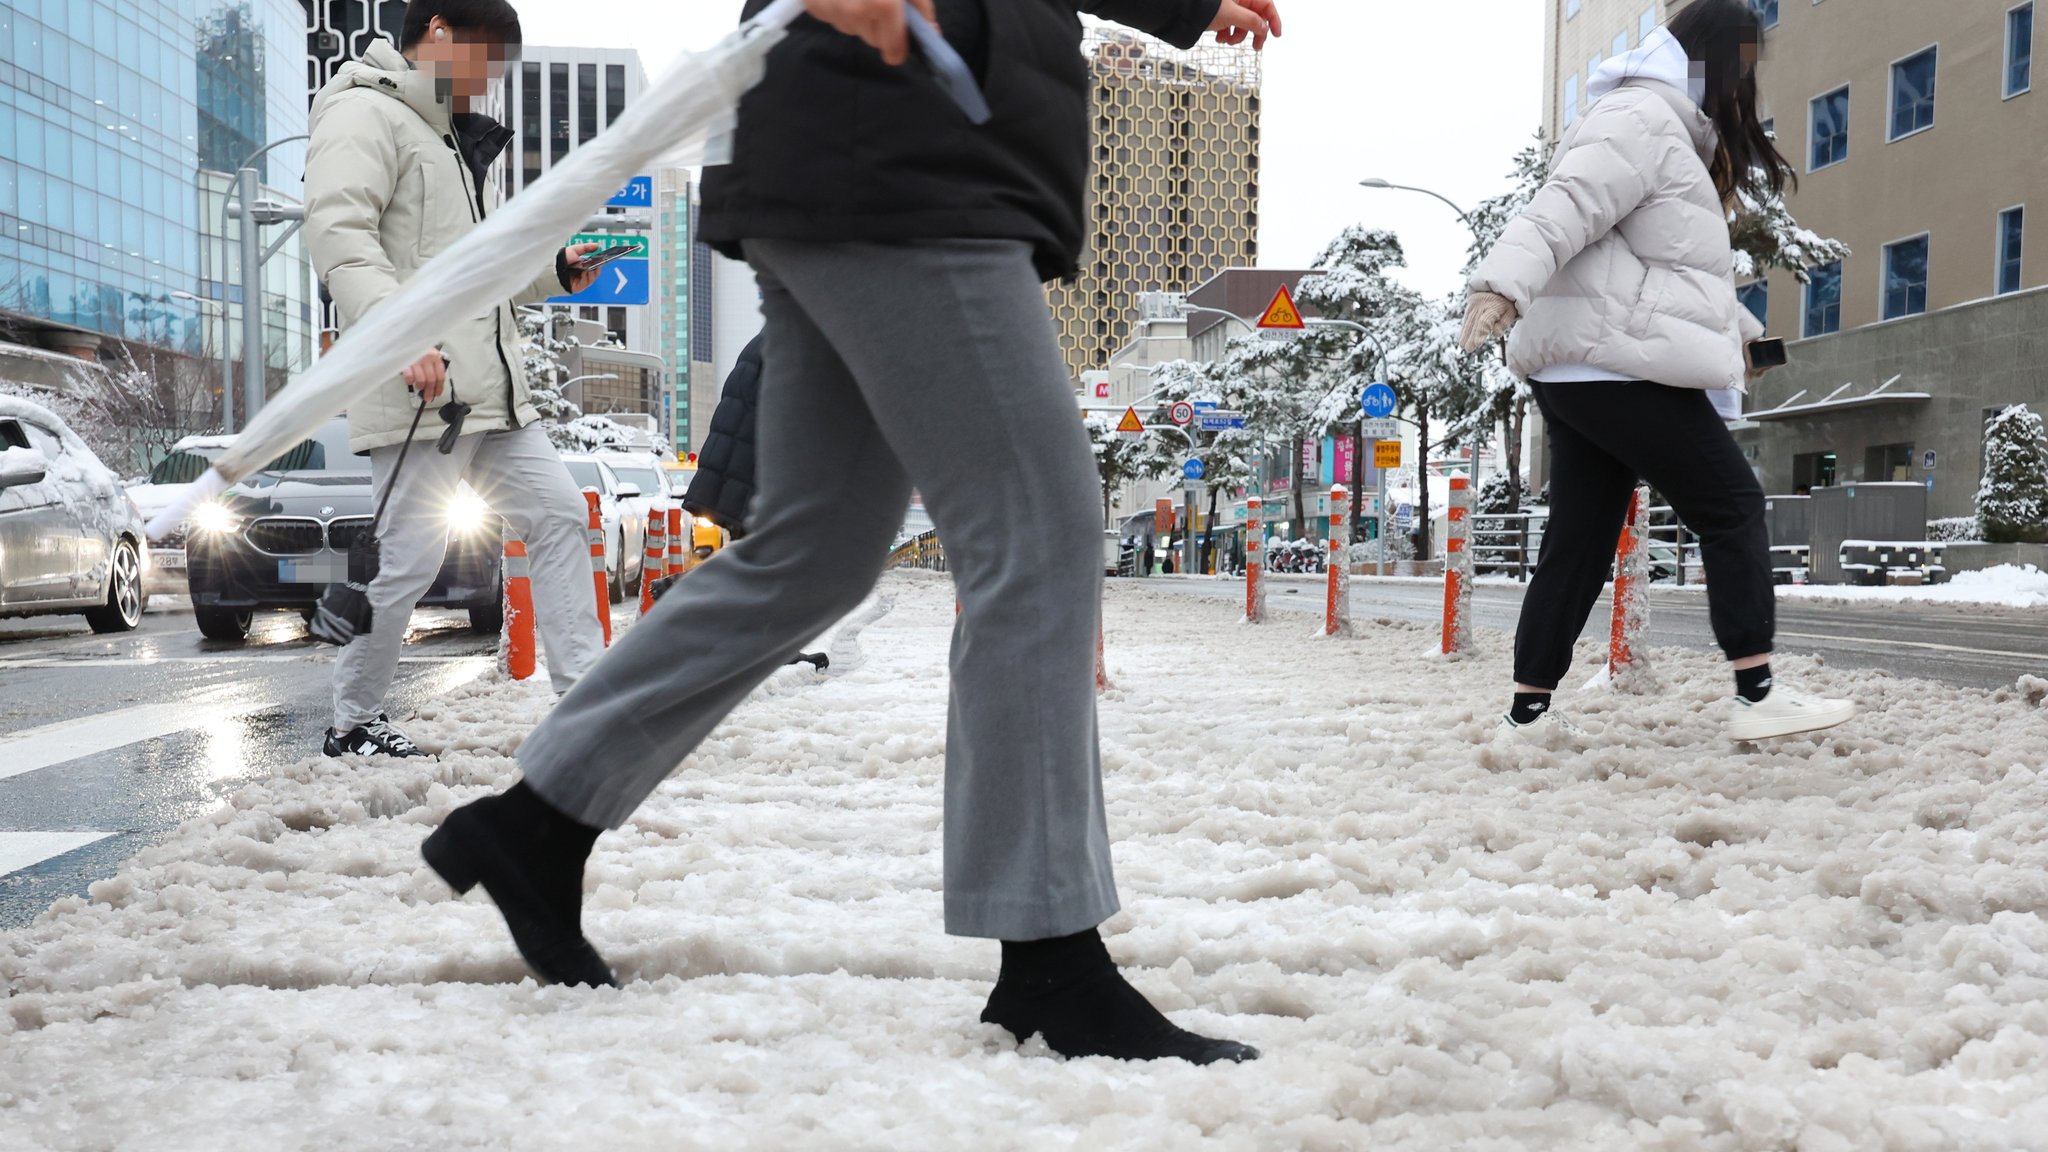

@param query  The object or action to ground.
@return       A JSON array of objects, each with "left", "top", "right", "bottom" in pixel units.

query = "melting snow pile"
[
  {"left": 1780, "top": 564, "right": 2048, "bottom": 609},
  {"left": 5, "top": 573, "right": 2048, "bottom": 1150}
]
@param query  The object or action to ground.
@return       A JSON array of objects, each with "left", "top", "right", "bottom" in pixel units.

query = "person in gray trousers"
[{"left": 424, "top": 0, "right": 1281, "bottom": 1064}]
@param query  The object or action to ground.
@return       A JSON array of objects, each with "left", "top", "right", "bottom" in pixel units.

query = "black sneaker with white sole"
[{"left": 324, "top": 714, "right": 424, "bottom": 758}]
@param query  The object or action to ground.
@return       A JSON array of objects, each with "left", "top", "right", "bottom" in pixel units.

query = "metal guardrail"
[
  {"left": 886, "top": 530, "right": 948, "bottom": 573},
  {"left": 1469, "top": 511, "right": 1546, "bottom": 581}
]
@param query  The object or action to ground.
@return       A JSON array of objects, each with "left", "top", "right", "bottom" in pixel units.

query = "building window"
[
  {"left": 1738, "top": 281, "right": 1769, "bottom": 327},
  {"left": 549, "top": 63, "right": 570, "bottom": 165},
  {"left": 1564, "top": 75, "right": 1580, "bottom": 127},
  {"left": 605, "top": 64, "right": 626, "bottom": 127},
  {"left": 1803, "top": 260, "right": 1842, "bottom": 337},
  {"left": 1751, "top": 0, "right": 1779, "bottom": 29},
  {"left": 1612, "top": 31, "right": 1630, "bottom": 59},
  {"left": 1567, "top": 0, "right": 1581, "bottom": 19},
  {"left": 520, "top": 63, "right": 541, "bottom": 189},
  {"left": 606, "top": 306, "right": 627, "bottom": 345},
  {"left": 1810, "top": 86, "right": 1849, "bottom": 169},
  {"left": 1889, "top": 47, "right": 1937, "bottom": 140},
  {"left": 578, "top": 64, "right": 598, "bottom": 145},
  {"left": 2011, "top": 4, "right": 2035, "bottom": 97},
  {"left": 1793, "top": 452, "right": 1838, "bottom": 492},
  {"left": 1882, "top": 235, "right": 1930, "bottom": 320},
  {"left": 1865, "top": 443, "right": 1914, "bottom": 483},
  {"left": 1999, "top": 206, "right": 2025, "bottom": 295},
  {"left": 1640, "top": 7, "right": 1658, "bottom": 42}
]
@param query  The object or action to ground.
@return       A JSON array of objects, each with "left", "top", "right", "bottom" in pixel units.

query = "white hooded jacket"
[
  {"left": 305, "top": 41, "right": 566, "bottom": 453},
  {"left": 1469, "top": 28, "right": 1764, "bottom": 397}
]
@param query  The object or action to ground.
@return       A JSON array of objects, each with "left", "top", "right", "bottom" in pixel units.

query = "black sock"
[
  {"left": 1735, "top": 663, "right": 1774, "bottom": 703},
  {"left": 1509, "top": 692, "right": 1552, "bottom": 726},
  {"left": 984, "top": 929, "right": 1257, "bottom": 1064}
]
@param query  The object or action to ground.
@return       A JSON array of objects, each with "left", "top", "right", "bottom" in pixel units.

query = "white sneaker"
[
  {"left": 1497, "top": 710, "right": 1605, "bottom": 743},
  {"left": 1727, "top": 683, "right": 1855, "bottom": 742}
]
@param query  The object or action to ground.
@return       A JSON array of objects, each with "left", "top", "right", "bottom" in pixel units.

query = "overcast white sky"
[{"left": 516, "top": 0, "right": 1544, "bottom": 301}]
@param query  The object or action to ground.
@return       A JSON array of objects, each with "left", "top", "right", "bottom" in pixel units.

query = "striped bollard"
[
  {"left": 1441, "top": 476, "right": 1473, "bottom": 655},
  {"left": 583, "top": 488, "right": 612, "bottom": 646},
  {"left": 1609, "top": 485, "right": 1651, "bottom": 679},
  {"left": 1244, "top": 497, "right": 1266, "bottom": 624},
  {"left": 1095, "top": 612, "right": 1108, "bottom": 693},
  {"left": 501, "top": 527, "right": 536, "bottom": 681},
  {"left": 1323, "top": 484, "right": 1350, "bottom": 638},
  {"left": 668, "top": 507, "right": 687, "bottom": 576},
  {"left": 639, "top": 503, "right": 666, "bottom": 616}
]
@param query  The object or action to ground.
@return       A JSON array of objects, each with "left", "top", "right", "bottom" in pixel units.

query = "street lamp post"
[{"left": 219, "top": 134, "right": 309, "bottom": 432}]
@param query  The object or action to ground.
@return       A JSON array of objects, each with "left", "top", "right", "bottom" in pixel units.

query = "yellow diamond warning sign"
[
  {"left": 1116, "top": 406, "right": 1146, "bottom": 434},
  {"left": 1257, "top": 284, "right": 1307, "bottom": 330}
]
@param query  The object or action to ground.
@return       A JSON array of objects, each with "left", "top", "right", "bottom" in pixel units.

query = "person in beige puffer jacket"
[
  {"left": 1461, "top": 0, "right": 1855, "bottom": 745},
  {"left": 305, "top": 0, "right": 610, "bottom": 759}
]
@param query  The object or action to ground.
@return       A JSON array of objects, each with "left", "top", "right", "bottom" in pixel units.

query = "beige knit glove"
[{"left": 1459, "top": 291, "right": 1518, "bottom": 353}]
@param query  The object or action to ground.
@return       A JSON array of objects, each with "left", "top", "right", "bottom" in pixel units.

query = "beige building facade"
[{"left": 1047, "top": 29, "right": 1261, "bottom": 386}]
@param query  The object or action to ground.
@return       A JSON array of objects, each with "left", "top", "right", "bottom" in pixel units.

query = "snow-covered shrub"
[
  {"left": 547, "top": 414, "right": 636, "bottom": 454},
  {"left": 1927, "top": 516, "right": 1984, "bottom": 543},
  {"left": 1977, "top": 406, "right": 2048, "bottom": 544}
]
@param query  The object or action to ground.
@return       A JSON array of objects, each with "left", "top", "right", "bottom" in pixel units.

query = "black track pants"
[{"left": 1514, "top": 380, "right": 1774, "bottom": 690}]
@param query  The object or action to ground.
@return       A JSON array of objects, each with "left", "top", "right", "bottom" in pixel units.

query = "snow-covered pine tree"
[
  {"left": 517, "top": 308, "right": 583, "bottom": 424},
  {"left": 1977, "top": 405, "right": 2048, "bottom": 544}
]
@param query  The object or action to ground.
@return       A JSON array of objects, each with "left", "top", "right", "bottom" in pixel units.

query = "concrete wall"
[{"left": 1738, "top": 287, "right": 2048, "bottom": 520}]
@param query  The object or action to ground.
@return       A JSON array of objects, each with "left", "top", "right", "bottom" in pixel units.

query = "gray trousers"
[
  {"left": 333, "top": 423, "right": 603, "bottom": 731},
  {"left": 519, "top": 238, "right": 1118, "bottom": 940}
]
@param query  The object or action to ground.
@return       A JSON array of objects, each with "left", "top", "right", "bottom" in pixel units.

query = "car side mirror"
[
  {"left": 615, "top": 483, "right": 641, "bottom": 499},
  {"left": 0, "top": 448, "right": 49, "bottom": 490}
]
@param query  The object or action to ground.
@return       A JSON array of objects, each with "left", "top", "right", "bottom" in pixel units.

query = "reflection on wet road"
[{"left": 0, "top": 603, "right": 494, "bottom": 928}]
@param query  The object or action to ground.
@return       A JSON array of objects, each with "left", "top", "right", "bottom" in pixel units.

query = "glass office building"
[{"left": 0, "top": 0, "right": 312, "bottom": 371}]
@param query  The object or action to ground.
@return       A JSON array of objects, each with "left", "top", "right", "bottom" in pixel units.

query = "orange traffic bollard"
[
  {"left": 583, "top": 488, "right": 611, "bottom": 647},
  {"left": 502, "top": 527, "right": 536, "bottom": 681},
  {"left": 1609, "top": 486, "right": 1649, "bottom": 676},
  {"left": 668, "top": 508, "right": 686, "bottom": 577},
  {"left": 1244, "top": 496, "right": 1266, "bottom": 624},
  {"left": 1441, "top": 477, "right": 1473, "bottom": 655},
  {"left": 640, "top": 502, "right": 666, "bottom": 616},
  {"left": 1325, "top": 484, "right": 1350, "bottom": 638}
]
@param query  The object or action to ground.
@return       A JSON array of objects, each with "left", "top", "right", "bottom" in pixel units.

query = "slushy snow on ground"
[
  {"left": 1778, "top": 564, "right": 2048, "bottom": 610},
  {"left": 6, "top": 572, "right": 2048, "bottom": 1150}
]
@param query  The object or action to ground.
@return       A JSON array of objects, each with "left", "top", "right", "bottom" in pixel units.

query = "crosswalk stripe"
[
  {"left": 0, "top": 831, "right": 113, "bottom": 877},
  {"left": 0, "top": 690, "right": 270, "bottom": 781}
]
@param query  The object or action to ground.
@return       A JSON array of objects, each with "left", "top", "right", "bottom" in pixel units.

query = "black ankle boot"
[
  {"left": 422, "top": 782, "right": 617, "bottom": 988},
  {"left": 980, "top": 929, "right": 1258, "bottom": 1065}
]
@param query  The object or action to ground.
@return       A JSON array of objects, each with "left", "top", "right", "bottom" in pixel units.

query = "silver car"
[{"left": 0, "top": 395, "right": 149, "bottom": 632}]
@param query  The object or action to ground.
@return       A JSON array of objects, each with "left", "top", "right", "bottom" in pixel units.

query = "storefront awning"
[{"left": 1744, "top": 375, "right": 1931, "bottom": 422}]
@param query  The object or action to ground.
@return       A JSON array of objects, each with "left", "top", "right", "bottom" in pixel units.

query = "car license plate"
[
  {"left": 279, "top": 558, "right": 347, "bottom": 584},
  {"left": 151, "top": 549, "right": 186, "bottom": 571}
]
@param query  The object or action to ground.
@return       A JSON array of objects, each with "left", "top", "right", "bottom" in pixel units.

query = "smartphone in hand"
[
  {"left": 1747, "top": 338, "right": 1788, "bottom": 369},
  {"left": 575, "top": 244, "right": 641, "bottom": 273}
]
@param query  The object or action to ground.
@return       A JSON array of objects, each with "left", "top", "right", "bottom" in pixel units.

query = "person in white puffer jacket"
[{"left": 1461, "top": 0, "right": 1854, "bottom": 744}]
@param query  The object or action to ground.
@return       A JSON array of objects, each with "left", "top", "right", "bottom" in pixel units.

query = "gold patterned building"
[{"left": 1049, "top": 29, "right": 1262, "bottom": 385}]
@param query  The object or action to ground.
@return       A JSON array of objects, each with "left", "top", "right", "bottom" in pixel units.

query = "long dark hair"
[{"left": 1668, "top": 0, "right": 1795, "bottom": 204}]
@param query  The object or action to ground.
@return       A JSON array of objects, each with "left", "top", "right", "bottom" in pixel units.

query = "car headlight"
[
  {"left": 694, "top": 516, "right": 716, "bottom": 528},
  {"left": 447, "top": 489, "right": 491, "bottom": 534},
  {"left": 191, "top": 501, "right": 240, "bottom": 534}
]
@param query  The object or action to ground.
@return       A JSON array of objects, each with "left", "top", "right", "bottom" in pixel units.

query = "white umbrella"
[{"left": 149, "top": 0, "right": 811, "bottom": 539}]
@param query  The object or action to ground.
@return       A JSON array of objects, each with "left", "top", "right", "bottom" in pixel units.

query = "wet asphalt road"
[
  {"left": 1137, "top": 575, "right": 2048, "bottom": 691},
  {"left": 0, "top": 602, "right": 495, "bottom": 929}
]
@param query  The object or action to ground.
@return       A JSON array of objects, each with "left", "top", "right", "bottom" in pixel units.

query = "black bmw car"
[{"left": 183, "top": 417, "right": 503, "bottom": 642}]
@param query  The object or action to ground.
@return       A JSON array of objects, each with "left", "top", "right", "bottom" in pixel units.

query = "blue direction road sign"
[
  {"left": 551, "top": 258, "right": 650, "bottom": 306},
  {"left": 1183, "top": 458, "right": 1206, "bottom": 481},
  {"left": 1198, "top": 413, "right": 1246, "bottom": 432},
  {"left": 606, "top": 176, "right": 653, "bottom": 208},
  {"left": 1360, "top": 382, "right": 1398, "bottom": 419},
  {"left": 1395, "top": 502, "right": 1415, "bottom": 528},
  {"left": 1193, "top": 400, "right": 1219, "bottom": 412}
]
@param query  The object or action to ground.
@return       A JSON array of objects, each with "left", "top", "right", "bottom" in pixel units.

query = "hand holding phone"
[
  {"left": 1747, "top": 338, "right": 1788, "bottom": 370},
  {"left": 575, "top": 244, "right": 641, "bottom": 274}
]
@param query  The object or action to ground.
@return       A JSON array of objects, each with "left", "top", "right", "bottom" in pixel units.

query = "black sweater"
[{"left": 701, "top": 0, "right": 1222, "bottom": 282}]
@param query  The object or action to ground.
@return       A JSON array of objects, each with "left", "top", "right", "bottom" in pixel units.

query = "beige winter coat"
[
  {"left": 305, "top": 41, "right": 564, "bottom": 453},
  {"left": 1469, "top": 78, "right": 1764, "bottom": 392}
]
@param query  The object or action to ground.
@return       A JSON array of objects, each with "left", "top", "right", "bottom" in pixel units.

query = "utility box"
[{"left": 1808, "top": 482, "right": 1928, "bottom": 584}]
